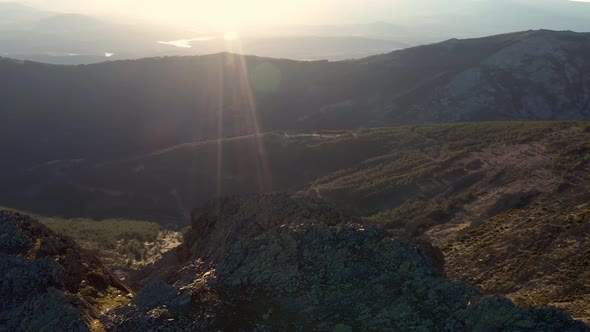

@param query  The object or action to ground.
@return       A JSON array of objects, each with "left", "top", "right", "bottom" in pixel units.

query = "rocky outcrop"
[
  {"left": 0, "top": 211, "right": 132, "bottom": 332},
  {"left": 103, "top": 194, "right": 589, "bottom": 331}
]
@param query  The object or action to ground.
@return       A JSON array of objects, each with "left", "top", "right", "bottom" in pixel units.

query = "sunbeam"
[
  {"left": 215, "top": 55, "right": 225, "bottom": 208},
  {"left": 223, "top": 37, "right": 274, "bottom": 192}
]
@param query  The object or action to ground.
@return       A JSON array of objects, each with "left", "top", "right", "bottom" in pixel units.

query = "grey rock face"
[
  {"left": 104, "top": 194, "right": 589, "bottom": 331},
  {"left": 416, "top": 30, "right": 590, "bottom": 123}
]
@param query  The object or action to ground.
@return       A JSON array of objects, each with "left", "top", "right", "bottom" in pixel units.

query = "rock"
[
  {"left": 103, "top": 194, "right": 589, "bottom": 331},
  {"left": 0, "top": 210, "right": 132, "bottom": 332},
  {"left": 413, "top": 237, "right": 446, "bottom": 275}
]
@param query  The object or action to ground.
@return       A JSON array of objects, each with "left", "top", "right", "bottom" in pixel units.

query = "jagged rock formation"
[
  {"left": 0, "top": 211, "right": 132, "bottom": 332},
  {"left": 102, "top": 194, "right": 589, "bottom": 331}
]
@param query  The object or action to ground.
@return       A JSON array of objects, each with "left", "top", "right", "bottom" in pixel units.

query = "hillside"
[
  {"left": 7, "top": 121, "right": 590, "bottom": 322},
  {"left": 6, "top": 122, "right": 587, "bottom": 221},
  {"left": 2, "top": 30, "right": 590, "bottom": 180}
]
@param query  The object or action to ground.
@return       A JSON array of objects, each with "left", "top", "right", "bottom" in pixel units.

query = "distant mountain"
[
  {"left": 254, "top": 22, "right": 414, "bottom": 41},
  {"left": 0, "top": 3, "right": 408, "bottom": 64},
  {"left": 0, "top": 3, "right": 184, "bottom": 61},
  {"left": 3, "top": 1, "right": 590, "bottom": 64},
  {"left": 411, "top": 0, "right": 590, "bottom": 37},
  {"left": 0, "top": 2, "right": 51, "bottom": 28}
]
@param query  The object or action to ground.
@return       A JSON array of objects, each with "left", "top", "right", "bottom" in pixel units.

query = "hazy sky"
[
  {"left": 7, "top": 0, "right": 400, "bottom": 26},
  {"left": 5, "top": 0, "right": 590, "bottom": 27}
]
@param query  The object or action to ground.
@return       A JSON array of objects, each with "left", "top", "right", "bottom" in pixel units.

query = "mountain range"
[
  {"left": 4, "top": 1, "right": 590, "bottom": 65},
  {"left": 0, "top": 3, "right": 408, "bottom": 64}
]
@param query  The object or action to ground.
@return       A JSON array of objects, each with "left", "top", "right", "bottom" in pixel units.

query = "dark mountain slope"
[{"left": 2, "top": 30, "right": 590, "bottom": 177}]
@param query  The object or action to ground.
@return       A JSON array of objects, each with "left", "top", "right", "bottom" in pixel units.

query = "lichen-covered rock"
[
  {"left": 104, "top": 194, "right": 589, "bottom": 331},
  {"left": 0, "top": 210, "right": 132, "bottom": 332}
]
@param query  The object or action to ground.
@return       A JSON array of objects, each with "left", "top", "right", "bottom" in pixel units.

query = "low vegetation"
[{"left": 41, "top": 218, "right": 159, "bottom": 249}]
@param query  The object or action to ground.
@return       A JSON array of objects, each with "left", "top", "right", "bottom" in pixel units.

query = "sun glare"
[
  {"left": 224, "top": 32, "right": 240, "bottom": 41},
  {"left": 101, "top": 0, "right": 312, "bottom": 27}
]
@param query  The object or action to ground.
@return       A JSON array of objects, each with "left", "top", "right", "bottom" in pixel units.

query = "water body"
[{"left": 157, "top": 37, "right": 216, "bottom": 48}]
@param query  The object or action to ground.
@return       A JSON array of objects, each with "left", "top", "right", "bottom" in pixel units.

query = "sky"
[
  {"left": 4, "top": 0, "right": 590, "bottom": 27},
  {"left": 7, "top": 0, "right": 401, "bottom": 26}
]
